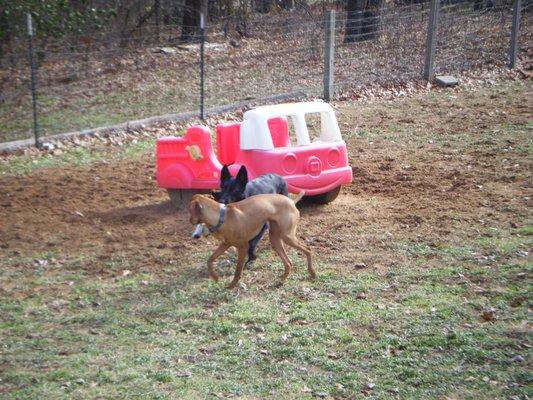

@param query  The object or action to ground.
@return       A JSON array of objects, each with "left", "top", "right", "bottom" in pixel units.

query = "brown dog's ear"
[
  {"left": 189, "top": 199, "right": 203, "bottom": 221},
  {"left": 196, "top": 201, "right": 203, "bottom": 213}
]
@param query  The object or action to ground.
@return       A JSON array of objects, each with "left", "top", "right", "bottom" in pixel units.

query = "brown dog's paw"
[
  {"left": 226, "top": 281, "right": 248, "bottom": 290},
  {"left": 225, "top": 282, "right": 238, "bottom": 289},
  {"left": 307, "top": 270, "right": 317, "bottom": 280}
]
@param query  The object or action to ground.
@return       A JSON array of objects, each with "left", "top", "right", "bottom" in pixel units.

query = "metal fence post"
[
  {"left": 323, "top": 10, "right": 335, "bottom": 101},
  {"left": 199, "top": 13, "right": 206, "bottom": 121},
  {"left": 423, "top": 0, "right": 440, "bottom": 81},
  {"left": 27, "top": 13, "right": 41, "bottom": 147},
  {"left": 509, "top": 0, "right": 521, "bottom": 68}
]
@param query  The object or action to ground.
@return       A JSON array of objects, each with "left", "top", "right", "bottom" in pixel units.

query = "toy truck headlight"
[
  {"left": 282, "top": 153, "right": 297, "bottom": 174},
  {"left": 328, "top": 148, "right": 341, "bottom": 167}
]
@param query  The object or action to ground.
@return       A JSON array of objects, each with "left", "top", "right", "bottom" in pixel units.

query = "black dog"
[{"left": 215, "top": 165, "right": 289, "bottom": 264}]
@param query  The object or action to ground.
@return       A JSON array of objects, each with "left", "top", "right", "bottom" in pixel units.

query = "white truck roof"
[
  {"left": 240, "top": 102, "right": 342, "bottom": 150},
  {"left": 244, "top": 101, "right": 333, "bottom": 119}
]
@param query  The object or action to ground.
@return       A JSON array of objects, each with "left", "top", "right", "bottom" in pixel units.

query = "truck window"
[
  {"left": 286, "top": 117, "right": 297, "bottom": 147},
  {"left": 306, "top": 112, "right": 322, "bottom": 142}
]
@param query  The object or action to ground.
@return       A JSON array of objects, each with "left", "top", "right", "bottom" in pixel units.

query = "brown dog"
[{"left": 188, "top": 193, "right": 314, "bottom": 288}]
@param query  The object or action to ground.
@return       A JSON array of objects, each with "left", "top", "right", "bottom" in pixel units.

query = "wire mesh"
[
  {"left": 202, "top": 9, "right": 325, "bottom": 111},
  {"left": 435, "top": 2, "right": 513, "bottom": 75},
  {"left": 333, "top": 3, "right": 431, "bottom": 94},
  {"left": 0, "top": 3, "right": 530, "bottom": 144},
  {"left": 0, "top": 25, "right": 201, "bottom": 142},
  {"left": 519, "top": 2, "right": 533, "bottom": 64}
]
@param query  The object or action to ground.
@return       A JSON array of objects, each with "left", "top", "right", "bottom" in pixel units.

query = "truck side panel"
[
  {"left": 234, "top": 141, "right": 352, "bottom": 195},
  {"left": 156, "top": 126, "right": 222, "bottom": 189}
]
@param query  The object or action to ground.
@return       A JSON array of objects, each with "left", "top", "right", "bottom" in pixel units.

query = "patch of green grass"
[
  {"left": 0, "top": 78, "right": 197, "bottom": 142},
  {"left": 517, "top": 225, "right": 533, "bottom": 236},
  {"left": 0, "top": 137, "right": 156, "bottom": 175},
  {"left": 1, "top": 242, "right": 530, "bottom": 399},
  {"left": 475, "top": 235, "right": 531, "bottom": 257},
  {"left": 2, "top": 147, "right": 106, "bottom": 173}
]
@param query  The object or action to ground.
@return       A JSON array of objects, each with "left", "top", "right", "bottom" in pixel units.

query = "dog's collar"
[{"left": 208, "top": 204, "right": 226, "bottom": 233}]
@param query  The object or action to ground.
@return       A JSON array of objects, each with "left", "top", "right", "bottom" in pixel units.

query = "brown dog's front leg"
[
  {"left": 207, "top": 243, "right": 230, "bottom": 282},
  {"left": 226, "top": 246, "right": 247, "bottom": 289}
]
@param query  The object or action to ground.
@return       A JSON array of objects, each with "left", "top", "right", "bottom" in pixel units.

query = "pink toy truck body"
[
  {"left": 156, "top": 102, "right": 352, "bottom": 204},
  {"left": 157, "top": 126, "right": 222, "bottom": 190}
]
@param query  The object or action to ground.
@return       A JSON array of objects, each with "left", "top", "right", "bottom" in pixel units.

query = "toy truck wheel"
[
  {"left": 305, "top": 186, "right": 341, "bottom": 205},
  {"left": 167, "top": 189, "right": 210, "bottom": 209}
]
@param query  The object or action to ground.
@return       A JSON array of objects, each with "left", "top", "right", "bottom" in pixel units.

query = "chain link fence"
[
  {"left": 203, "top": 11, "right": 325, "bottom": 110},
  {"left": 0, "top": 0, "right": 530, "bottom": 146},
  {"left": 333, "top": 3, "right": 432, "bottom": 92}
]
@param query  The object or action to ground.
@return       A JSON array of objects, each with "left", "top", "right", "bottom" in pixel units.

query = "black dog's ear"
[
  {"left": 221, "top": 165, "right": 231, "bottom": 183},
  {"left": 236, "top": 165, "right": 248, "bottom": 186}
]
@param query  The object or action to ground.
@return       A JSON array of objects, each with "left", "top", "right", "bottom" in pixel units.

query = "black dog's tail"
[{"left": 281, "top": 181, "right": 289, "bottom": 197}]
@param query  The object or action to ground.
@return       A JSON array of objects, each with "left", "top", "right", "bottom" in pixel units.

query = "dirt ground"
[{"left": 0, "top": 79, "right": 531, "bottom": 284}]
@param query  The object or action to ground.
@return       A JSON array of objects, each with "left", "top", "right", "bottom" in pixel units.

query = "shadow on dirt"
[{"left": 92, "top": 201, "right": 183, "bottom": 225}]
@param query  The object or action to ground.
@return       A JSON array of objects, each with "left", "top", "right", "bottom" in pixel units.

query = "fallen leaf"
[
  {"left": 510, "top": 297, "right": 524, "bottom": 307},
  {"left": 481, "top": 308, "right": 496, "bottom": 322},
  {"left": 49, "top": 299, "right": 70, "bottom": 309}
]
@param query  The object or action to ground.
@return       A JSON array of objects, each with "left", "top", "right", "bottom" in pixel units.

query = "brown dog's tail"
[{"left": 291, "top": 190, "right": 305, "bottom": 204}]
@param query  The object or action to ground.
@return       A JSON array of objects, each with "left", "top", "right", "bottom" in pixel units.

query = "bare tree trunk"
[
  {"left": 155, "top": 0, "right": 160, "bottom": 40},
  {"left": 344, "top": 0, "right": 382, "bottom": 43},
  {"left": 279, "top": 0, "right": 295, "bottom": 10},
  {"left": 0, "top": 8, "right": 9, "bottom": 61},
  {"left": 181, "top": 0, "right": 208, "bottom": 42},
  {"left": 236, "top": 0, "right": 250, "bottom": 38},
  {"left": 254, "top": 0, "right": 274, "bottom": 13},
  {"left": 119, "top": 7, "right": 132, "bottom": 47},
  {"left": 361, "top": 0, "right": 382, "bottom": 40}
]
